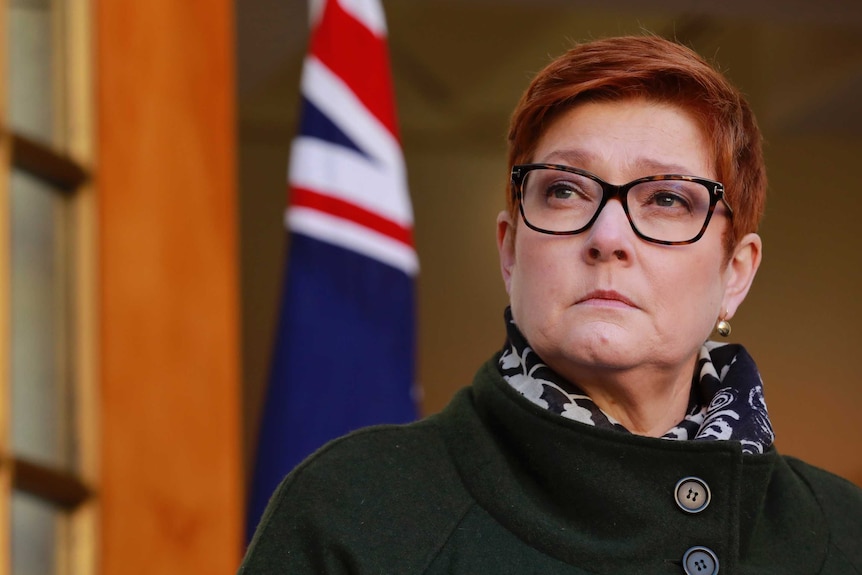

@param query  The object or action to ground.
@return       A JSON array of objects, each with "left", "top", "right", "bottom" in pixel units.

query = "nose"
[{"left": 583, "top": 199, "right": 634, "bottom": 263}]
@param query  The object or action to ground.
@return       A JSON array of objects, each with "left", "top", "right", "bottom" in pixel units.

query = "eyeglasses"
[{"left": 511, "top": 163, "right": 733, "bottom": 245}]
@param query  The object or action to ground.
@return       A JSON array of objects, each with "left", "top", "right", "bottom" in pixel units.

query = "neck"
[{"left": 557, "top": 362, "right": 695, "bottom": 437}]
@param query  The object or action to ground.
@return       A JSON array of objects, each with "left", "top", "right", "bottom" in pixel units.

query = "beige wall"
[{"left": 239, "top": 4, "right": 862, "bottom": 486}]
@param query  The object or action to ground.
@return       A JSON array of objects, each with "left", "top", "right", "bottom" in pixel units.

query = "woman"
[{"left": 240, "top": 36, "right": 862, "bottom": 574}]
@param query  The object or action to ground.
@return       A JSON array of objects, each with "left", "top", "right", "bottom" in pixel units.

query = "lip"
[{"left": 576, "top": 290, "right": 638, "bottom": 309}]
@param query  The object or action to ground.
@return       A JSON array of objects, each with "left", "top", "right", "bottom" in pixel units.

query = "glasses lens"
[
  {"left": 518, "top": 168, "right": 716, "bottom": 243},
  {"left": 627, "top": 179, "right": 713, "bottom": 243},
  {"left": 521, "top": 168, "right": 603, "bottom": 233}
]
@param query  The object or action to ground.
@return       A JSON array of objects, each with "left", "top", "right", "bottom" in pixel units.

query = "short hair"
[{"left": 506, "top": 35, "right": 766, "bottom": 252}]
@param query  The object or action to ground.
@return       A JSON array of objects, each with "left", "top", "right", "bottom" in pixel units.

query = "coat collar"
[{"left": 437, "top": 356, "right": 826, "bottom": 573}]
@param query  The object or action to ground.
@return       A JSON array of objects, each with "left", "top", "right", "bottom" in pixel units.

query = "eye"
[
  {"left": 546, "top": 182, "right": 579, "bottom": 200},
  {"left": 637, "top": 184, "right": 698, "bottom": 214},
  {"left": 542, "top": 176, "right": 597, "bottom": 204},
  {"left": 651, "top": 191, "right": 689, "bottom": 209},
  {"left": 522, "top": 168, "right": 599, "bottom": 210}
]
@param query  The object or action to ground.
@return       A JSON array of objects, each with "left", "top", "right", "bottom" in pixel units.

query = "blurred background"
[
  {"left": 2, "top": 0, "right": 861, "bottom": 573},
  {"left": 240, "top": 0, "right": 862, "bottom": 484}
]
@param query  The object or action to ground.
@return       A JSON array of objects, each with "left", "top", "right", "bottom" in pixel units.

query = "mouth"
[{"left": 576, "top": 290, "right": 638, "bottom": 309}]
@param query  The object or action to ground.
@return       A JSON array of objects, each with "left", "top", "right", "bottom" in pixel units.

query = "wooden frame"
[
  {"left": 0, "top": 2, "right": 12, "bottom": 572},
  {"left": 0, "top": 0, "right": 97, "bottom": 573},
  {"left": 7, "top": 132, "right": 88, "bottom": 191},
  {"left": 64, "top": 0, "right": 98, "bottom": 572}
]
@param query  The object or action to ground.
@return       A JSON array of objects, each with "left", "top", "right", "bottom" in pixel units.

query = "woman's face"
[{"left": 497, "top": 99, "right": 760, "bottom": 387}]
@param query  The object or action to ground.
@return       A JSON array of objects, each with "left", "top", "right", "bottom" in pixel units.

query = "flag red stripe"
[
  {"left": 290, "top": 186, "right": 414, "bottom": 247},
  {"left": 310, "top": 0, "right": 399, "bottom": 140}
]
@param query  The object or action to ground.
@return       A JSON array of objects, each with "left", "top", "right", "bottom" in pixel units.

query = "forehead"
[{"left": 531, "top": 99, "right": 714, "bottom": 180}]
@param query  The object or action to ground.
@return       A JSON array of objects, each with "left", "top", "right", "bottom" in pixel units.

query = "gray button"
[
  {"left": 682, "top": 546, "right": 719, "bottom": 574},
  {"left": 675, "top": 476, "right": 711, "bottom": 513}
]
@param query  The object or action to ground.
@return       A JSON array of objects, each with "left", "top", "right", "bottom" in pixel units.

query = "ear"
[
  {"left": 721, "top": 232, "right": 762, "bottom": 319},
  {"left": 497, "top": 210, "right": 516, "bottom": 294}
]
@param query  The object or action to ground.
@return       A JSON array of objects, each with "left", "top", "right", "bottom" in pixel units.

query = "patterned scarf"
[{"left": 498, "top": 308, "right": 775, "bottom": 454}]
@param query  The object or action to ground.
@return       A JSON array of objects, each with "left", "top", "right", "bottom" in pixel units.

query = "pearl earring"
[{"left": 716, "top": 313, "right": 731, "bottom": 337}]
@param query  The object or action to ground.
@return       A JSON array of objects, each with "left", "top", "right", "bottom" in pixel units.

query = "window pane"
[
  {"left": 10, "top": 169, "right": 75, "bottom": 470},
  {"left": 8, "top": 0, "right": 56, "bottom": 143},
  {"left": 11, "top": 490, "right": 59, "bottom": 575}
]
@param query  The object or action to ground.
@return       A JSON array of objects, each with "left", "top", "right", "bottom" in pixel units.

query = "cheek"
[
  {"left": 648, "top": 250, "right": 716, "bottom": 301},
  {"left": 663, "top": 257, "right": 725, "bottom": 329},
  {"left": 509, "top": 239, "right": 564, "bottom": 315}
]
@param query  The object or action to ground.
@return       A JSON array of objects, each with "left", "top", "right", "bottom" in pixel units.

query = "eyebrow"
[
  {"left": 538, "top": 149, "right": 595, "bottom": 168},
  {"left": 536, "top": 148, "right": 700, "bottom": 177}
]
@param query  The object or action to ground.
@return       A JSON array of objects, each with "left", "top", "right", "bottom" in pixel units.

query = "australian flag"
[{"left": 245, "top": 0, "right": 418, "bottom": 541}]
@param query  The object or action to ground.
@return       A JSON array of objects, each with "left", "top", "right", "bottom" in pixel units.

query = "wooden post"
[{"left": 97, "top": 0, "right": 243, "bottom": 572}]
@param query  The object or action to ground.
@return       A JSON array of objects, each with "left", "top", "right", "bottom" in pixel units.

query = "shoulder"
[
  {"left": 784, "top": 456, "right": 862, "bottom": 510},
  {"left": 286, "top": 418, "right": 464, "bottom": 505},
  {"left": 240, "top": 417, "right": 474, "bottom": 574},
  {"left": 783, "top": 456, "right": 862, "bottom": 568}
]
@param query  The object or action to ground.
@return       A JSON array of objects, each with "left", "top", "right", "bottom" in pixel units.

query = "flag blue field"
[{"left": 246, "top": 0, "right": 418, "bottom": 541}]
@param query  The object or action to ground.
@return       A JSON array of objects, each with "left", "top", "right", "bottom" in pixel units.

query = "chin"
[{"left": 549, "top": 327, "right": 641, "bottom": 372}]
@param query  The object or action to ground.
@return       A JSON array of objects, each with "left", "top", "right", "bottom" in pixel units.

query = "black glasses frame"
[{"left": 511, "top": 163, "right": 733, "bottom": 246}]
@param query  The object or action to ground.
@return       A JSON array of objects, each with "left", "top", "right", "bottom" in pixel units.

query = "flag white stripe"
[
  {"left": 302, "top": 57, "right": 405, "bottom": 172},
  {"left": 338, "top": 0, "right": 387, "bottom": 36},
  {"left": 289, "top": 137, "right": 413, "bottom": 226},
  {"left": 287, "top": 207, "right": 419, "bottom": 276},
  {"left": 309, "top": 0, "right": 387, "bottom": 36},
  {"left": 309, "top": 0, "right": 325, "bottom": 27}
]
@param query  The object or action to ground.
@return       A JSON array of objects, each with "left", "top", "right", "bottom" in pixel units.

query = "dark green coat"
[{"left": 240, "top": 356, "right": 862, "bottom": 574}]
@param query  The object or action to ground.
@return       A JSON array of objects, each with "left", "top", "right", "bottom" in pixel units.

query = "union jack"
[{"left": 246, "top": 0, "right": 417, "bottom": 542}]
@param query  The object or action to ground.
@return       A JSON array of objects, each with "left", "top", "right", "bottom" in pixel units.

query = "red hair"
[{"left": 507, "top": 35, "right": 766, "bottom": 252}]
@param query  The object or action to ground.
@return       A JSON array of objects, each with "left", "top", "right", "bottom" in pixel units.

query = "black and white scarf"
[{"left": 498, "top": 308, "right": 775, "bottom": 454}]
